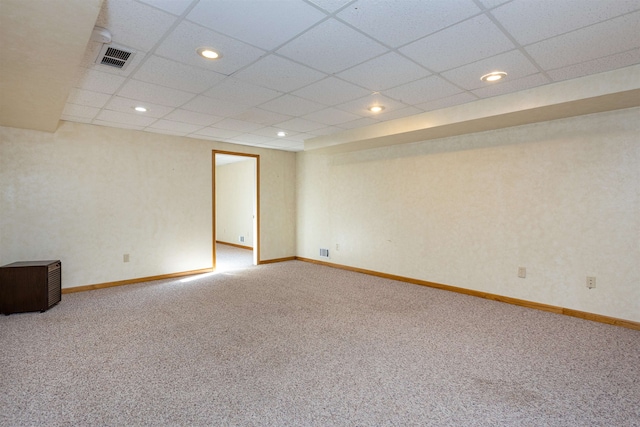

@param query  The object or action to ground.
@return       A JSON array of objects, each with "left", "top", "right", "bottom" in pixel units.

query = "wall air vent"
[
  {"left": 319, "top": 248, "right": 329, "bottom": 258},
  {"left": 96, "top": 44, "right": 135, "bottom": 70}
]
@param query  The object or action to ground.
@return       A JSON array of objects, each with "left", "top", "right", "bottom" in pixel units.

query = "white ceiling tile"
[
  {"left": 259, "top": 95, "right": 326, "bottom": 117},
  {"left": 306, "top": 0, "right": 354, "bottom": 13},
  {"left": 215, "top": 118, "right": 265, "bottom": 133},
  {"left": 163, "top": 109, "right": 223, "bottom": 126},
  {"left": 302, "top": 107, "right": 361, "bottom": 126},
  {"left": 251, "top": 127, "right": 299, "bottom": 138},
  {"left": 276, "top": 19, "right": 388, "bottom": 74},
  {"left": 133, "top": 55, "right": 225, "bottom": 93},
  {"left": 338, "top": 117, "right": 379, "bottom": 130},
  {"left": 118, "top": 80, "right": 195, "bottom": 107},
  {"left": 442, "top": 50, "right": 540, "bottom": 90},
  {"left": 399, "top": 14, "right": 515, "bottom": 72},
  {"left": 337, "top": 0, "right": 481, "bottom": 48},
  {"left": 415, "top": 92, "right": 478, "bottom": 112},
  {"left": 104, "top": 96, "right": 174, "bottom": 118},
  {"left": 383, "top": 76, "right": 464, "bottom": 105},
  {"left": 228, "top": 134, "right": 274, "bottom": 145},
  {"left": 547, "top": 49, "right": 640, "bottom": 83},
  {"left": 155, "top": 21, "right": 266, "bottom": 76},
  {"left": 476, "top": 0, "right": 511, "bottom": 9},
  {"left": 95, "top": 0, "right": 177, "bottom": 52},
  {"left": 62, "top": 104, "right": 100, "bottom": 119},
  {"left": 336, "top": 52, "right": 429, "bottom": 92},
  {"left": 20, "top": 0, "right": 640, "bottom": 148},
  {"left": 231, "top": 108, "right": 293, "bottom": 126},
  {"left": 226, "top": 142, "right": 267, "bottom": 150},
  {"left": 137, "top": 0, "right": 194, "bottom": 16},
  {"left": 306, "top": 126, "right": 345, "bottom": 137},
  {"left": 181, "top": 95, "right": 249, "bottom": 117},
  {"left": 192, "top": 127, "right": 243, "bottom": 139},
  {"left": 75, "top": 68, "right": 126, "bottom": 94},
  {"left": 187, "top": 0, "right": 326, "bottom": 50},
  {"left": 275, "top": 118, "right": 326, "bottom": 133},
  {"left": 492, "top": 0, "right": 640, "bottom": 46},
  {"left": 525, "top": 12, "right": 640, "bottom": 70},
  {"left": 233, "top": 55, "right": 327, "bottom": 93},
  {"left": 147, "top": 119, "right": 205, "bottom": 134},
  {"left": 187, "top": 134, "right": 222, "bottom": 142},
  {"left": 375, "top": 106, "right": 425, "bottom": 121},
  {"left": 280, "top": 132, "right": 316, "bottom": 143},
  {"left": 292, "top": 77, "right": 371, "bottom": 106},
  {"left": 93, "top": 121, "right": 146, "bottom": 131},
  {"left": 96, "top": 110, "right": 158, "bottom": 127},
  {"left": 472, "top": 73, "right": 550, "bottom": 98},
  {"left": 336, "top": 94, "right": 408, "bottom": 117},
  {"left": 66, "top": 88, "right": 111, "bottom": 108},
  {"left": 204, "top": 78, "right": 282, "bottom": 106}
]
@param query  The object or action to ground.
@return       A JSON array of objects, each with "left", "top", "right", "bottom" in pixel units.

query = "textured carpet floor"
[
  {"left": 216, "top": 243, "right": 253, "bottom": 272},
  {"left": 1, "top": 260, "right": 639, "bottom": 426}
]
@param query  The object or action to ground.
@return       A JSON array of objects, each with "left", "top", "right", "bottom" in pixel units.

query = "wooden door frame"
[{"left": 212, "top": 150, "right": 260, "bottom": 269}]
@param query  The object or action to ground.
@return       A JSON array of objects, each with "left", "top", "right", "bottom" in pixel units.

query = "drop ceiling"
[{"left": 3, "top": 0, "right": 640, "bottom": 152}]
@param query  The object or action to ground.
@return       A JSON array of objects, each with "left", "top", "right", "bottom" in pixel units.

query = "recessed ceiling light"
[
  {"left": 277, "top": 131, "right": 287, "bottom": 137},
  {"left": 481, "top": 71, "right": 507, "bottom": 82},
  {"left": 134, "top": 106, "right": 147, "bottom": 112},
  {"left": 197, "top": 47, "right": 221, "bottom": 60},
  {"left": 369, "top": 105, "right": 385, "bottom": 113}
]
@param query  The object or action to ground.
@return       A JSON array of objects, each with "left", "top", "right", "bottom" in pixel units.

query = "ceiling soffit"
[
  {"left": 304, "top": 65, "right": 640, "bottom": 154},
  {"left": 0, "top": 0, "right": 104, "bottom": 132}
]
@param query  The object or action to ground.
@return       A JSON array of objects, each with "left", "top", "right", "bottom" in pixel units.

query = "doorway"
[{"left": 212, "top": 150, "right": 259, "bottom": 270}]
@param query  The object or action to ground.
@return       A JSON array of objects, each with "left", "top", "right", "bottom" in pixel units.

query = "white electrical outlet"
[
  {"left": 336, "top": 243, "right": 340, "bottom": 251},
  {"left": 587, "top": 276, "right": 596, "bottom": 289},
  {"left": 518, "top": 267, "right": 526, "bottom": 278},
  {"left": 123, "top": 254, "right": 130, "bottom": 263}
]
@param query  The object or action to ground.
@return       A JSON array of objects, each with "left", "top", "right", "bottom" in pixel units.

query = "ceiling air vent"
[{"left": 96, "top": 44, "right": 136, "bottom": 70}]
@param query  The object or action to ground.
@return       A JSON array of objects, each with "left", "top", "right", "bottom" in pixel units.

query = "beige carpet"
[
  {"left": 216, "top": 242, "right": 254, "bottom": 272},
  {"left": 1, "top": 260, "right": 638, "bottom": 426}
]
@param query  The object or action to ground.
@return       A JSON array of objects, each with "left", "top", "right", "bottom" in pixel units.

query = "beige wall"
[
  {"left": 215, "top": 159, "right": 255, "bottom": 247},
  {"left": 297, "top": 107, "right": 640, "bottom": 322},
  {"left": 2, "top": 109, "right": 637, "bottom": 321},
  {"left": 0, "top": 121, "right": 296, "bottom": 288}
]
